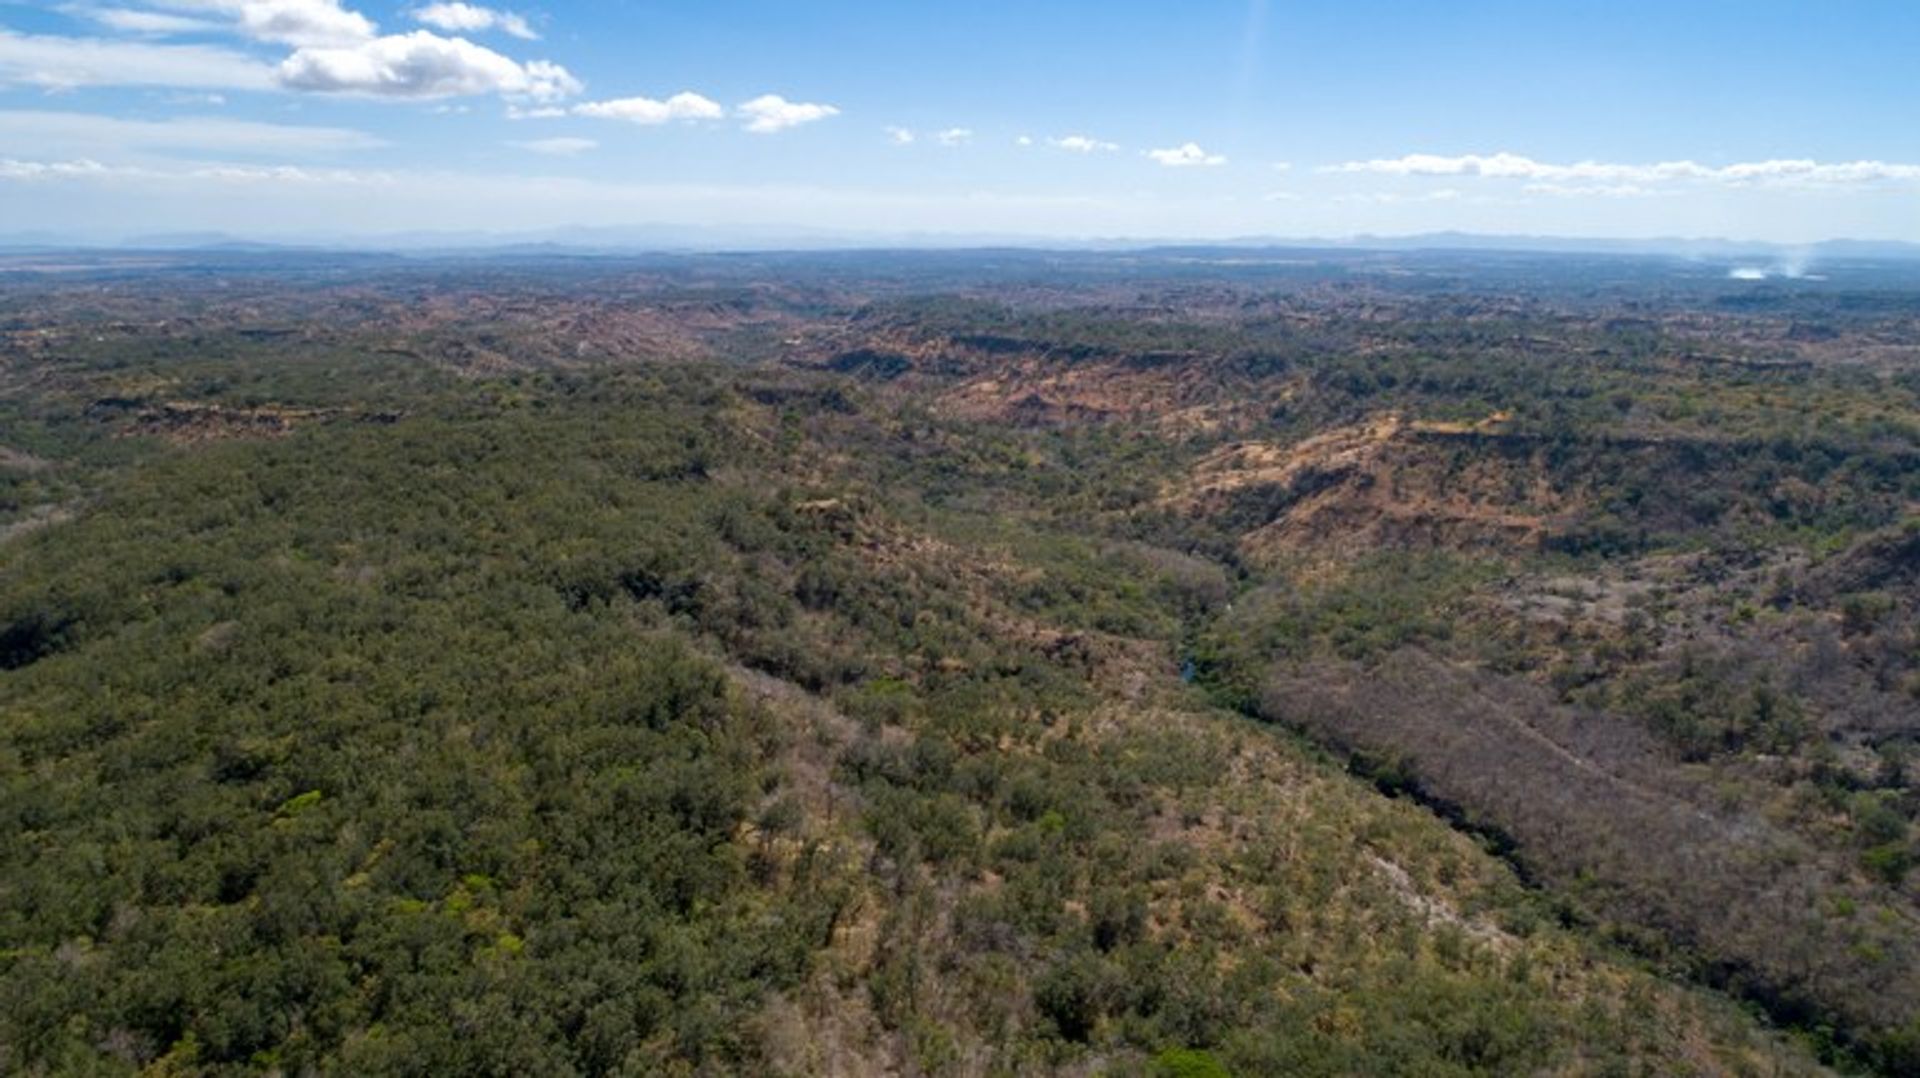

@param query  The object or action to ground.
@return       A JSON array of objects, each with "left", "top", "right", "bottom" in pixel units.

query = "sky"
[{"left": 0, "top": 0, "right": 1916, "bottom": 244}]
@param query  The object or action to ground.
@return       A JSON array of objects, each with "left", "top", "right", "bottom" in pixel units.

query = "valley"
[{"left": 3, "top": 247, "right": 1918, "bottom": 1075}]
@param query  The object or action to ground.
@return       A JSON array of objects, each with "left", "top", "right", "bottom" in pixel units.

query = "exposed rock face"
[{"left": 1167, "top": 413, "right": 1577, "bottom": 562}]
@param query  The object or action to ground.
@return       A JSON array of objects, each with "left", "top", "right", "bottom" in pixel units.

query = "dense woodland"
[{"left": 3, "top": 247, "right": 1919, "bottom": 1074}]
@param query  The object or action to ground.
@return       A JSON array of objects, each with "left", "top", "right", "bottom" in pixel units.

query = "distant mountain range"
[{"left": 2, "top": 225, "right": 1918, "bottom": 261}]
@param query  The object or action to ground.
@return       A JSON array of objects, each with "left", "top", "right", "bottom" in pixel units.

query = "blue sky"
[{"left": 1, "top": 0, "right": 1916, "bottom": 242}]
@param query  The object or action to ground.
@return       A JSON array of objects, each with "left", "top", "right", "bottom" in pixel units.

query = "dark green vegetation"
[{"left": 3, "top": 247, "right": 1918, "bottom": 1074}]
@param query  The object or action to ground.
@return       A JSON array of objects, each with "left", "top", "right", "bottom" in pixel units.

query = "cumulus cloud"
[
  {"left": 413, "top": 2, "right": 536, "bottom": 40},
  {"left": 1050, "top": 135, "right": 1118, "bottom": 153},
  {"left": 571, "top": 92, "right": 723, "bottom": 124},
  {"left": 27, "top": 4, "right": 572, "bottom": 101},
  {"left": 1327, "top": 151, "right": 1920, "bottom": 188},
  {"left": 1146, "top": 142, "right": 1226, "bottom": 168},
  {"left": 277, "top": 30, "right": 581, "bottom": 100},
  {"left": 935, "top": 127, "right": 972, "bottom": 146},
  {"left": 883, "top": 126, "right": 914, "bottom": 145},
  {"left": 511, "top": 136, "right": 595, "bottom": 156},
  {"left": 737, "top": 94, "right": 838, "bottom": 134},
  {"left": 1014, "top": 134, "right": 1033, "bottom": 147},
  {"left": 233, "top": 0, "right": 375, "bottom": 47},
  {"left": 0, "top": 27, "right": 275, "bottom": 89}
]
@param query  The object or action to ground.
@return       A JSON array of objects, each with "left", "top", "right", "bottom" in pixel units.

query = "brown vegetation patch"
[
  {"left": 0, "top": 446, "right": 53, "bottom": 472},
  {"left": 1170, "top": 413, "right": 1580, "bottom": 562},
  {"left": 84, "top": 398, "right": 402, "bottom": 444},
  {"left": 935, "top": 359, "right": 1257, "bottom": 431},
  {"left": 0, "top": 503, "right": 73, "bottom": 546},
  {"left": 1265, "top": 648, "right": 1920, "bottom": 1039}
]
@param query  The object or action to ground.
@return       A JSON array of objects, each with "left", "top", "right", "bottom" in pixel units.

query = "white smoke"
[{"left": 1728, "top": 249, "right": 1821, "bottom": 281}]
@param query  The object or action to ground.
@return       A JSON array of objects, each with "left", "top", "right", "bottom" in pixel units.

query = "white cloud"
[
  {"left": 1049, "top": 134, "right": 1118, "bottom": 153},
  {"left": 1331, "top": 152, "right": 1592, "bottom": 179},
  {"left": 277, "top": 30, "right": 581, "bottom": 100},
  {"left": 1015, "top": 135, "right": 1033, "bottom": 147},
  {"left": 234, "top": 0, "right": 375, "bottom": 47},
  {"left": 0, "top": 109, "right": 384, "bottom": 155},
  {"left": 69, "top": 7, "right": 227, "bottom": 35},
  {"left": 1332, "top": 188, "right": 1464, "bottom": 205},
  {"left": 0, "top": 27, "right": 276, "bottom": 90},
  {"left": 1326, "top": 151, "right": 1920, "bottom": 189},
  {"left": 64, "top": 0, "right": 372, "bottom": 46},
  {"left": 0, "top": 157, "right": 117, "bottom": 180},
  {"left": 1522, "top": 182, "right": 1657, "bottom": 199},
  {"left": 43, "top": 3, "right": 574, "bottom": 101},
  {"left": 186, "top": 162, "right": 387, "bottom": 183},
  {"left": 112, "top": 0, "right": 377, "bottom": 46},
  {"left": 413, "top": 3, "right": 536, "bottom": 40},
  {"left": 511, "top": 136, "right": 595, "bottom": 156},
  {"left": 1147, "top": 142, "right": 1226, "bottom": 168},
  {"left": 935, "top": 127, "right": 972, "bottom": 147},
  {"left": 884, "top": 125, "right": 914, "bottom": 145},
  {"left": 0, "top": 156, "right": 393, "bottom": 184},
  {"left": 1715, "top": 159, "right": 1920, "bottom": 185},
  {"left": 571, "top": 92, "right": 723, "bottom": 124},
  {"left": 737, "top": 94, "right": 838, "bottom": 134}
]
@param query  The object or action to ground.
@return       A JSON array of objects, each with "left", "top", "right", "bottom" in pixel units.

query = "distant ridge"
[{"left": 3, "top": 227, "right": 1918, "bottom": 262}]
